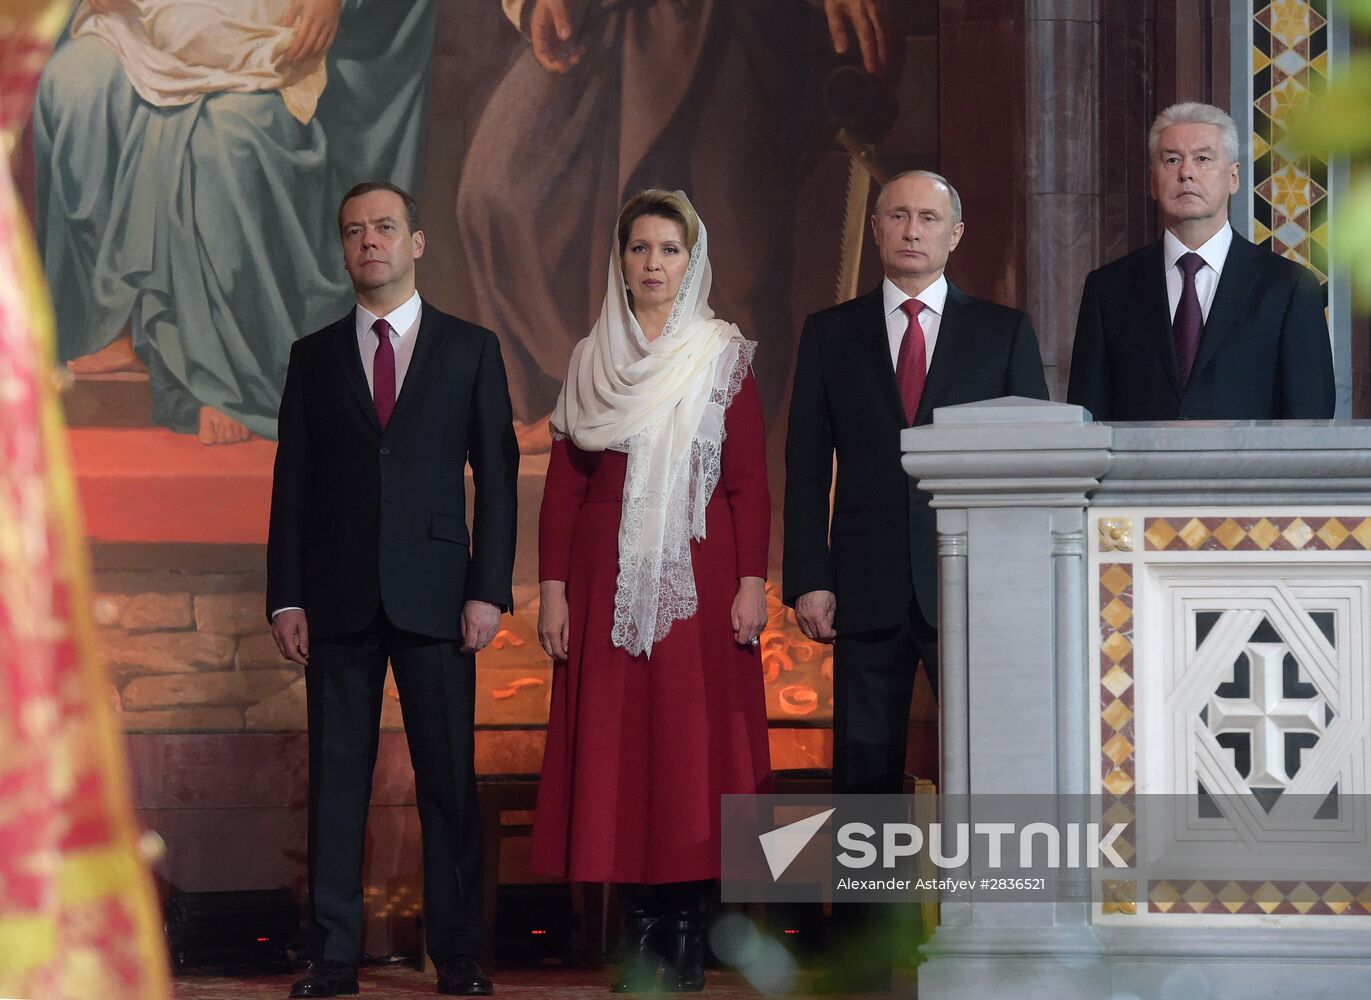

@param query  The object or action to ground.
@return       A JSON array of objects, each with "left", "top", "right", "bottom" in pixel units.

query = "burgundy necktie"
[
  {"left": 894, "top": 298, "right": 927, "bottom": 425},
  {"left": 372, "top": 318, "right": 395, "bottom": 428},
  {"left": 1173, "top": 252, "right": 1205, "bottom": 387}
]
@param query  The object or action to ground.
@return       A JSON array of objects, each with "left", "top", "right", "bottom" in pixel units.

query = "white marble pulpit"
[{"left": 903, "top": 397, "right": 1371, "bottom": 1000}]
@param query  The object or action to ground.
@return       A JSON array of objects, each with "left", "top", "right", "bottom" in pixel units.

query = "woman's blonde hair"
[{"left": 616, "top": 189, "right": 701, "bottom": 254}]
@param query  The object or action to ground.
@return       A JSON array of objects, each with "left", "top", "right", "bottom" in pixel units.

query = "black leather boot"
[
  {"left": 609, "top": 907, "right": 663, "bottom": 993},
  {"left": 661, "top": 909, "right": 706, "bottom": 992}
]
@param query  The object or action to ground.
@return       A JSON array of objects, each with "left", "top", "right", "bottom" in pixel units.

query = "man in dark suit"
[
  {"left": 783, "top": 170, "right": 1048, "bottom": 991},
  {"left": 267, "top": 182, "right": 518, "bottom": 998},
  {"left": 1068, "top": 102, "right": 1335, "bottom": 420}
]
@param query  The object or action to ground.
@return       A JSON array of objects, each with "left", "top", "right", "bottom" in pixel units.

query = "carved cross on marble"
[{"left": 1208, "top": 643, "right": 1327, "bottom": 789}]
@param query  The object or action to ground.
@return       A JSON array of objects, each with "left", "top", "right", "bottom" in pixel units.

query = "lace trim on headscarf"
[{"left": 609, "top": 338, "right": 756, "bottom": 655}]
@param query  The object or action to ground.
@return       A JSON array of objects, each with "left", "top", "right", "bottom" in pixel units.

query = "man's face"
[
  {"left": 871, "top": 174, "right": 964, "bottom": 286},
  {"left": 1150, "top": 122, "right": 1240, "bottom": 231},
  {"left": 340, "top": 190, "right": 424, "bottom": 296}
]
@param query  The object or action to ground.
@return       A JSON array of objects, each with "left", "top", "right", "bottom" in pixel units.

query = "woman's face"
[{"left": 621, "top": 214, "right": 689, "bottom": 314}]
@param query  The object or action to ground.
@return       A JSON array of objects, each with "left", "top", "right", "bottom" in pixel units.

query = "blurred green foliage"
[{"left": 1289, "top": 0, "right": 1371, "bottom": 301}]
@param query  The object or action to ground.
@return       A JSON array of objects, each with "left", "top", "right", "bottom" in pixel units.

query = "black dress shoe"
[
  {"left": 289, "top": 960, "right": 359, "bottom": 997},
  {"left": 437, "top": 956, "right": 494, "bottom": 996}
]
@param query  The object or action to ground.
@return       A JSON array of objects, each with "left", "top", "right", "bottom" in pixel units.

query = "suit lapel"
[
  {"left": 1188, "top": 229, "right": 1259, "bottom": 388},
  {"left": 858, "top": 286, "right": 907, "bottom": 427},
  {"left": 333, "top": 309, "right": 381, "bottom": 432},
  {"left": 914, "top": 282, "right": 969, "bottom": 425},
  {"left": 385, "top": 299, "right": 444, "bottom": 430},
  {"left": 1135, "top": 240, "right": 1183, "bottom": 400}
]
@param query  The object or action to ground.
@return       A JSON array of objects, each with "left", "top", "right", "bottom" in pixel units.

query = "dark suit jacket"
[
  {"left": 1066, "top": 229, "right": 1335, "bottom": 420},
  {"left": 266, "top": 301, "right": 519, "bottom": 641},
  {"left": 783, "top": 282, "right": 1049, "bottom": 635}
]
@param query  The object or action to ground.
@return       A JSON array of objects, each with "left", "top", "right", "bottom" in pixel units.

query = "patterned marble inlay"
[
  {"left": 1098, "top": 561, "right": 1139, "bottom": 900},
  {"left": 1144, "top": 516, "right": 1371, "bottom": 552},
  {"left": 1095, "top": 508, "right": 1371, "bottom": 920},
  {"left": 1252, "top": 0, "right": 1330, "bottom": 290},
  {"left": 1099, "top": 563, "right": 1135, "bottom": 797},
  {"left": 1148, "top": 879, "right": 1371, "bottom": 916}
]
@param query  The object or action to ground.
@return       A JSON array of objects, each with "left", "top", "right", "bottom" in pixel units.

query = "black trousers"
[
  {"left": 305, "top": 609, "right": 482, "bottom": 966},
  {"left": 832, "top": 603, "right": 938, "bottom": 795},
  {"left": 828, "top": 605, "right": 937, "bottom": 981}
]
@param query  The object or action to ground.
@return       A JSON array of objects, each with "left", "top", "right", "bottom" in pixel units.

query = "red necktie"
[
  {"left": 372, "top": 318, "right": 395, "bottom": 428},
  {"left": 894, "top": 298, "right": 927, "bottom": 425},
  {"left": 1173, "top": 252, "right": 1205, "bottom": 388}
]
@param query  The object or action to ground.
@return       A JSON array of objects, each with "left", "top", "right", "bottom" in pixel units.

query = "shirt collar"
[
  {"left": 355, "top": 290, "right": 422, "bottom": 339},
  {"left": 883, "top": 274, "right": 948, "bottom": 318},
  {"left": 1163, "top": 224, "right": 1233, "bottom": 276}
]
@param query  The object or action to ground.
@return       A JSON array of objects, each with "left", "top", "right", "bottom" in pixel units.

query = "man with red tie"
[
  {"left": 783, "top": 169, "right": 1048, "bottom": 988},
  {"left": 1067, "top": 102, "right": 1334, "bottom": 420},
  {"left": 267, "top": 182, "right": 519, "bottom": 997}
]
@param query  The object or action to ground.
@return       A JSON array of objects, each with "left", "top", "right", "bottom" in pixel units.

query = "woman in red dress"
[{"left": 532, "top": 190, "right": 771, "bottom": 992}]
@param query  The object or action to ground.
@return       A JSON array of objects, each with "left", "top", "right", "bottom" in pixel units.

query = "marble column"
[{"left": 903, "top": 397, "right": 1112, "bottom": 1000}]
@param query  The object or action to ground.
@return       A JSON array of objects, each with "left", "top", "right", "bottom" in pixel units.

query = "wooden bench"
[{"left": 474, "top": 775, "right": 604, "bottom": 970}]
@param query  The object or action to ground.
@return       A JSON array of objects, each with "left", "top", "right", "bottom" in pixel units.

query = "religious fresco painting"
[{"left": 20, "top": 1, "right": 929, "bottom": 750}]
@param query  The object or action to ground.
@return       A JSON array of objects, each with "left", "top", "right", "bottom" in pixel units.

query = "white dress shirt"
[
  {"left": 1163, "top": 225, "right": 1232, "bottom": 323},
  {"left": 355, "top": 290, "right": 422, "bottom": 395},
  {"left": 883, "top": 274, "right": 947, "bottom": 373},
  {"left": 273, "top": 291, "right": 423, "bottom": 621}
]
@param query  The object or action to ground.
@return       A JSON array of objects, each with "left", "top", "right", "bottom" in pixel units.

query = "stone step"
[
  {"left": 70, "top": 428, "right": 276, "bottom": 544},
  {"left": 61, "top": 370, "right": 156, "bottom": 427},
  {"left": 69, "top": 427, "right": 547, "bottom": 573}
]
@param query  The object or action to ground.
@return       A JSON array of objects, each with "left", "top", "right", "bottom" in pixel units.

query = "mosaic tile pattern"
[
  {"left": 1148, "top": 879, "right": 1371, "bottom": 916},
  {"left": 1144, "top": 516, "right": 1371, "bottom": 552},
  {"left": 1095, "top": 527, "right": 1370, "bottom": 919},
  {"left": 1099, "top": 563, "right": 1136, "bottom": 797},
  {"left": 1098, "top": 561, "right": 1139, "bottom": 913},
  {"left": 1251, "top": 0, "right": 1330, "bottom": 293}
]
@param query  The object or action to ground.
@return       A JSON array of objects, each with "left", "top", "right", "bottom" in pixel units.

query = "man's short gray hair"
[
  {"left": 1148, "top": 102, "right": 1240, "bottom": 165},
  {"left": 876, "top": 169, "right": 963, "bottom": 225}
]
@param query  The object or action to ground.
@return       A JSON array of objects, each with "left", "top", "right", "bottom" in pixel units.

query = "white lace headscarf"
[{"left": 551, "top": 193, "right": 755, "bottom": 657}]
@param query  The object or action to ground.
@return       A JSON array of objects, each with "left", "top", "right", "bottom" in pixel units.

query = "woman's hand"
[
  {"left": 731, "top": 576, "right": 767, "bottom": 647},
  {"left": 538, "top": 580, "right": 570, "bottom": 661}
]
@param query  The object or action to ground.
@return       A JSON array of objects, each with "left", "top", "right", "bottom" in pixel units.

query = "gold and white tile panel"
[{"left": 1088, "top": 507, "right": 1371, "bottom": 926}]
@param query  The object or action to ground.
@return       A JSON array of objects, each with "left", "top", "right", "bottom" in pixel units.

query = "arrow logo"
[{"left": 758, "top": 808, "right": 836, "bottom": 880}]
